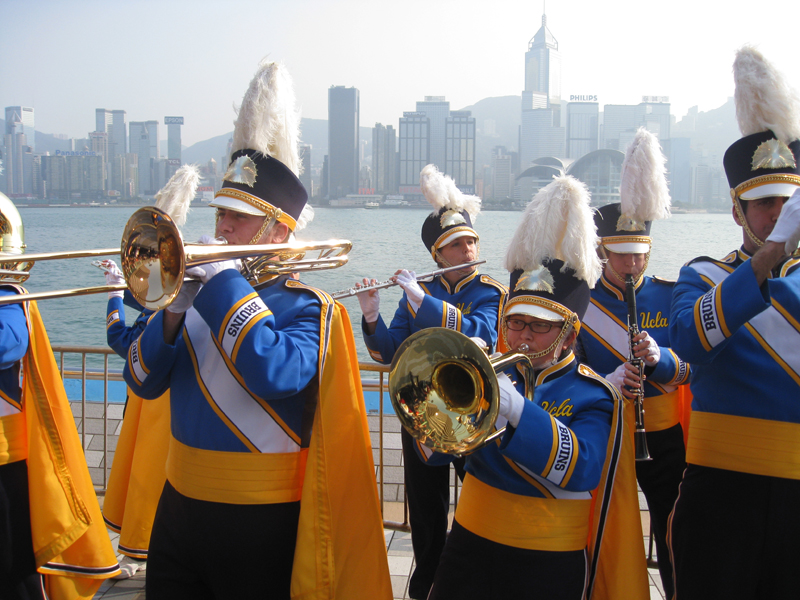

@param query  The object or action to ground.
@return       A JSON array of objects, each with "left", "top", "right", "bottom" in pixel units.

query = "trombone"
[
  {"left": 0, "top": 206, "right": 352, "bottom": 310},
  {"left": 331, "top": 260, "right": 486, "bottom": 300},
  {"left": 389, "top": 328, "right": 533, "bottom": 456}
]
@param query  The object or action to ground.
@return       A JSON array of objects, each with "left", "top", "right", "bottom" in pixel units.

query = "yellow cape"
[
  {"left": 21, "top": 298, "right": 120, "bottom": 599},
  {"left": 102, "top": 389, "right": 170, "bottom": 558},
  {"left": 290, "top": 301, "right": 392, "bottom": 600}
]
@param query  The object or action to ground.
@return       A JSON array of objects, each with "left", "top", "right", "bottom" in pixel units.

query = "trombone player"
[
  {"left": 579, "top": 128, "right": 688, "bottom": 600},
  {"left": 122, "top": 60, "right": 390, "bottom": 600},
  {"left": 356, "top": 164, "right": 506, "bottom": 600}
]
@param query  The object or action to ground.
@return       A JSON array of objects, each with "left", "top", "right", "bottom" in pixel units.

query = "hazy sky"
[{"left": 2, "top": 0, "right": 798, "bottom": 147}]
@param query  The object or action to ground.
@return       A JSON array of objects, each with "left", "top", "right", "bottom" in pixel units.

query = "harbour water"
[{"left": 19, "top": 205, "right": 743, "bottom": 369}]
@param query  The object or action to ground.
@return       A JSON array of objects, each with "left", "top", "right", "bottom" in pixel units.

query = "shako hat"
[
  {"left": 211, "top": 60, "right": 308, "bottom": 231},
  {"left": 724, "top": 46, "right": 800, "bottom": 204},
  {"left": 503, "top": 176, "right": 601, "bottom": 326},
  {"left": 596, "top": 128, "right": 670, "bottom": 254},
  {"left": 419, "top": 164, "right": 481, "bottom": 258}
]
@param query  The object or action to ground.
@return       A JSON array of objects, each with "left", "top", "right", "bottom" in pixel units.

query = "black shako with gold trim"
[
  {"left": 723, "top": 130, "right": 800, "bottom": 201},
  {"left": 420, "top": 207, "right": 478, "bottom": 258}
]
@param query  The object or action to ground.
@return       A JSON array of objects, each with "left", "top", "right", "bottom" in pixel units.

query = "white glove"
[
  {"left": 606, "top": 363, "right": 628, "bottom": 391},
  {"left": 186, "top": 235, "right": 239, "bottom": 284},
  {"left": 496, "top": 372, "right": 525, "bottom": 429},
  {"left": 470, "top": 337, "right": 488, "bottom": 350},
  {"left": 102, "top": 260, "right": 125, "bottom": 299},
  {"left": 396, "top": 270, "right": 425, "bottom": 312},
  {"left": 636, "top": 331, "right": 661, "bottom": 366},
  {"left": 766, "top": 188, "right": 800, "bottom": 254},
  {"left": 356, "top": 278, "right": 380, "bottom": 323},
  {"left": 166, "top": 280, "right": 202, "bottom": 314}
]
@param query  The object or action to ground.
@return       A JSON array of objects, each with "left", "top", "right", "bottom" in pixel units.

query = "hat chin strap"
[
  {"left": 249, "top": 216, "right": 278, "bottom": 245},
  {"left": 732, "top": 194, "right": 765, "bottom": 249},
  {"left": 600, "top": 246, "right": 649, "bottom": 287},
  {"left": 502, "top": 315, "right": 578, "bottom": 362}
]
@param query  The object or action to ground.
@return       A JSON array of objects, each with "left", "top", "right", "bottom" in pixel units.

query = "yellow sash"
[
  {"left": 290, "top": 301, "right": 392, "bottom": 600},
  {"left": 22, "top": 299, "right": 120, "bottom": 598}
]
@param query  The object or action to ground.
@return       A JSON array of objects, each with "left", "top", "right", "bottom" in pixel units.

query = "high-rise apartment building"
[
  {"left": 165, "top": 116, "right": 183, "bottom": 161},
  {"left": 4, "top": 106, "right": 35, "bottom": 195},
  {"left": 520, "top": 109, "right": 564, "bottom": 168},
  {"left": 603, "top": 100, "right": 671, "bottom": 150},
  {"left": 129, "top": 120, "right": 159, "bottom": 195},
  {"left": 566, "top": 102, "right": 599, "bottom": 159},
  {"left": 299, "top": 145, "right": 312, "bottom": 197},
  {"left": 96, "top": 108, "right": 127, "bottom": 159},
  {"left": 327, "top": 86, "right": 360, "bottom": 198},
  {"left": 445, "top": 112, "right": 476, "bottom": 193},
  {"left": 492, "top": 146, "right": 513, "bottom": 200},
  {"left": 416, "top": 97, "right": 450, "bottom": 173},
  {"left": 372, "top": 124, "right": 397, "bottom": 194},
  {"left": 398, "top": 112, "right": 430, "bottom": 196}
]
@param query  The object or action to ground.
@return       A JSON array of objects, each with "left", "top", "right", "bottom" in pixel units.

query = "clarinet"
[{"left": 625, "top": 275, "right": 652, "bottom": 462}]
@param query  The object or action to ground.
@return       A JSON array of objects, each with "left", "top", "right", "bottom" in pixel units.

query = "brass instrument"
[
  {"left": 625, "top": 275, "right": 652, "bottom": 462},
  {"left": 0, "top": 206, "right": 352, "bottom": 309},
  {"left": 389, "top": 328, "right": 533, "bottom": 456},
  {"left": 331, "top": 260, "right": 486, "bottom": 300}
]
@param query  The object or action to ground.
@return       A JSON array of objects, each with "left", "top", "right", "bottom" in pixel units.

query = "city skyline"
[{"left": 2, "top": 0, "right": 796, "bottom": 148}]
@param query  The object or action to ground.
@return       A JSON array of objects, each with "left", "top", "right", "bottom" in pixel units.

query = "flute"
[{"left": 331, "top": 260, "right": 486, "bottom": 300}]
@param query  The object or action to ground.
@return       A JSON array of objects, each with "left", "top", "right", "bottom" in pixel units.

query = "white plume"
[
  {"left": 231, "top": 59, "right": 302, "bottom": 175},
  {"left": 504, "top": 176, "right": 601, "bottom": 286},
  {"left": 733, "top": 45, "right": 800, "bottom": 143},
  {"left": 419, "top": 164, "right": 481, "bottom": 220},
  {"left": 295, "top": 204, "right": 315, "bottom": 232},
  {"left": 620, "top": 128, "right": 671, "bottom": 222},
  {"left": 153, "top": 164, "right": 199, "bottom": 228}
]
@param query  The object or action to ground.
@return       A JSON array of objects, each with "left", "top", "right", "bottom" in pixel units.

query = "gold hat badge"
[
  {"left": 752, "top": 138, "right": 797, "bottom": 171},
  {"left": 223, "top": 155, "right": 258, "bottom": 187},
  {"left": 515, "top": 266, "right": 555, "bottom": 294},
  {"left": 440, "top": 209, "right": 466, "bottom": 228}
]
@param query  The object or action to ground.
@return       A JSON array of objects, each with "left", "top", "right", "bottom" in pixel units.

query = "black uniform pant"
[
  {"left": 401, "top": 428, "right": 465, "bottom": 599},
  {"left": 669, "top": 465, "right": 800, "bottom": 600},
  {"left": 635, "top": 423, "right": 685, "bottom": 600},
  {"left": 146, "top": 480, "right": 300, "bottom": 600},
  {"left": 430, "top": 520, "right": 587, "bottom": 600},
  {"left": 0, "top": 461, "right": 45, "bottom": 600}
]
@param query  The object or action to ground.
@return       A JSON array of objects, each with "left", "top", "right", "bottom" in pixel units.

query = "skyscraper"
[
  {"left": 445, "top": 111, "right": 476, "bottom": 193},
  {"left": 372, "top": 124, "right": 397, "bottom": 194},
  {"left": 519, "top": 12, "right": 565, "bottom": 168},
  {"left": 327, "top": 86, "right": 359, "bottom": 198},
  {"left": 165, "top": 116, "right": 183, "bottom": 161},
  {"left": 566, "top": 102, "right": 599, "bottom": 159},
  {"left": 416, "top": 97, "right": 450, "bottom": 172},
  {"left": 4, "top": 106, "right": 35, "bottom": 195},
  {"left": 398, "top": 112, "right": 430, "bottom": 196},
  {"left": 129, "top": 120, "right": 159, "bottom": 195}
]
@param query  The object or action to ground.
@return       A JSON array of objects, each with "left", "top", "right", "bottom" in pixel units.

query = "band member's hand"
[
  {"left": 356, "top": 278, "right": 380, "bottom": 323},
  {"left": 496, "top": 373, "right": 525, "bottom": 428},
  {"left": 606, "top": 362, "right": 641, "bottom": 399},
  {"left": 166, "top": 281, "right": 202, "bottom": 314},
  {"left": 767, "top": 188, "right": 800, "bottom": 255},
  {"left": 186, "top": 235, "right": 239, "bottom": 284},
  {"left": 395, "top": 269, "right": 425, "bottom": 312},
  {"left": 102, "top": 260, "right": 125, "bottom": 299},
  {"left": 470, "top": 337, "right": 488, "bottom": 350},
  {"left": 632, "top": 331, "right": 661, "bottom": 366}
]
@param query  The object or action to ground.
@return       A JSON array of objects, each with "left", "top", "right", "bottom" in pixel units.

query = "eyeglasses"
[{"left": 505, "top": 318, "right": 557, "bottom": 334}]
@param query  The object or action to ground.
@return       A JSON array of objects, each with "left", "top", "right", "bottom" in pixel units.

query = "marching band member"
[
  {"left": 101, "top": 165, "right": 199, "bottom": 579},
  {"left": 123, "top": 60, "right": 391, "bottom": 600},
  {"left": 669, "top": 46, "right": 800, "bottom": 598},
  {"left": 0, "top": 192, "right": 120, "bottom": 600},
  {"left": 356, "top": 164, "right": 505, "bottom": 600},
  {"left": 579, "top": 128, "right": 687, "bottom": 599},
  {"left": 422, "top": 176, "right": 648, "bottom": 599}
]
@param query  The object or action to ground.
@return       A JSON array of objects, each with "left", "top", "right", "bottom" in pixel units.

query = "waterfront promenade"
[{"left": 76, "top": 406, "right": 667, "bottom": 600}]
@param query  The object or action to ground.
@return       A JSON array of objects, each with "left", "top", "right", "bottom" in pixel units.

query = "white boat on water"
[{"left": 365, "top": 201, "right": 380, "bottom": 209}]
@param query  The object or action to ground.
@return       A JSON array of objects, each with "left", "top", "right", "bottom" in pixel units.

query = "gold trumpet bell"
[{"left": 390, "top": 328, "right": 500, "bottom": 455}]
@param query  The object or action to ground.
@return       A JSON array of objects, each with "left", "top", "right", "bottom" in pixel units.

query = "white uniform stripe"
[
  {"left": 583, "top": 302, "right": 628, "bottom": 359},
  {"left": 185, "top": 309, "right": 298, "bottom": 453},
  {"left": 750, "top": 307, "right": 800, "bottom": 381},
  {"left": 221, "top": 296, "right": 269, "bottom": 357},
  {"left": 129, "top": 338, "right": 148, "bottom": 384},
  {"left": 514, "top": 459, "right": 591, "bottom": 499},
  {"left": 546, "top": 420, "right": 574, "bottom": 486},
  {"left": 697, "top": 287, "right": 726, "bottom": 348}
]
